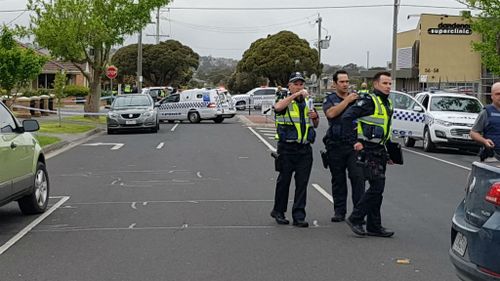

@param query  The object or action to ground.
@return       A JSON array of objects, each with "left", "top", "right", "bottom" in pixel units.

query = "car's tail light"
[
  {"left": 478, "top": 266, "right": 500, "bottom": 277},
  {"left": 207, "top": 103, "right": 216, "bottom": 108},
  {"left": 485, "top": 182, "right": 500, "bottom": 206}
]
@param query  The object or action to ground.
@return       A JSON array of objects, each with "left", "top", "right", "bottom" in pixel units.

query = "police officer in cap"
[
  {"left": 471, "top": 82, "right": 500, "bottom": 159},
  {"left": 270, "top": 72, "right": 319, "bottom": 228},
  {"left": 342, "top": 71, "right": 395, "bottom": 238},
  {"left": 323, "top": 70, "right": 365, "bottom": 223}
]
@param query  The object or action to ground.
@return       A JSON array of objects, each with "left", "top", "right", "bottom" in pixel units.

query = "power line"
[
  {"left": 160, "top": 4, "right": 472, "bottom": 11},
  {"left": 0, "top": 9, "right": 29, "bottom": 13}
]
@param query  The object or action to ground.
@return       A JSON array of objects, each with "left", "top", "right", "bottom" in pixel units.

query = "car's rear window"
[{"left": 430, "top": 96, "right": 482, "bottom": 113}]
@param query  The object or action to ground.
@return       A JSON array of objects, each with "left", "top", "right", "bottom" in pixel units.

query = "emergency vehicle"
[
  {"left": 156, "top": 88, "right": 234, "bottom": 123},
  {"left": 390, "top": 91, "right": 483, "bottom": 152},
  {"left": 232, "top": 87, "right": 287, "bottom": 110}
]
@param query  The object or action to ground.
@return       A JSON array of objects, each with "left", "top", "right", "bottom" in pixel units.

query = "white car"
[
  {"left": 232, "top": 87, "right": 287, "bottom": 110},
  {"left": 390, "top": 91, "right": 483, "bottom": 152},
  {"left": 141, "top": 87, "right": 168, "bottom": 101},
  {"left": 157, "top": 88, "right": 233, "bottom": 123}
]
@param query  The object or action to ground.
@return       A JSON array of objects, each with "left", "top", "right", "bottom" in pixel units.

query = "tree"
[
  {"left": 458, "top": 1, "right": 500, "bottom": 75},
  {"left": 28, "top": 0, "right": 170, "bottom": 113},
  {"left": 111, "top": 40, "right": 199, "bottom": 87},
  {"left": 236, "top": 31, "right": 320, "bottom": 87},
  {"left": 227, "top": 72, "right": 267, "bottom": 94},
  {"left": 0, "top": 27, "right": 47, "bottom": 97}
]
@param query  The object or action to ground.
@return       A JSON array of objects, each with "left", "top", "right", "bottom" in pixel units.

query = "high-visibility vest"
[
  {"left": 357, "top": 93, "right": 392, "bottom": 144},
  {"left": 275, "top": 98, "right": 312, "bottom": 144},
  {"left": 358, "top": 89, "right": 370, "bottom": 94}
]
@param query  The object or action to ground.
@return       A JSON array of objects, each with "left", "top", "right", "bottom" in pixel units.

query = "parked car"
[
  {"left": 157, "top": 88, "right": 233, "bottom": 123},
  {"left": 0, "top": 102, "right": 49, "bottom": 214},
  {"left": 450, "top": 159, "right": 500, "bottom": 281},
  {"left": 232, "top": 87, "right": 287, "bottom": 110},
  {"left": 390, "top": 91, "right": 483, "bottom": 152},
  {"left": 106, "top": 94, "right": 159, "bottom": 134}
]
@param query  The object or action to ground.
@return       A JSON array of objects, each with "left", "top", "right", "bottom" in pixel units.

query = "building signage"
[{"left": 428, "top": 23, "right": 472, "bottom": 35}]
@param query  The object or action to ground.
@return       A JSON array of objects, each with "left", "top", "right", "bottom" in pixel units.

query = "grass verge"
[
  {"left": 35, "top": 135, "right": 61, "bottom": 147},
  {"left": 64, "top": 115, "right": 106, "bottom": 124},
  {"left": 39, "top": 122, "right": 95, "bottom": 134}
]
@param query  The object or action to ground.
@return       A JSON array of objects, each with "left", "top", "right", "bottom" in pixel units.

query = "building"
[{"left": 361, "top": 13, "right": 497, "bottom": 94}]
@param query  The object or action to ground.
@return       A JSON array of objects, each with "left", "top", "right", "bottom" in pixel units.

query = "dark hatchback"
[{"left": 450, "top": 160, "right": 500, "bottom": 281}]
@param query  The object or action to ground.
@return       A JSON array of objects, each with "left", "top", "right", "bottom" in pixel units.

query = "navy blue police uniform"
[
  {"left": 341, "top": 89, "right": 395, "bottom": 237},
  {"left": 322, "top": 93, "right": 365, "bottom": 222}
]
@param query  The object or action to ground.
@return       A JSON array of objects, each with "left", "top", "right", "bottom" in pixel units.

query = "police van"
[
  {"left": 232, "top": 87, "right": 287, "bottom": 110},
  {"left": 390, "top": 91, "right": 483, "bottom": 152},
  {"left": 157, "top": 88, "right": 234, "bottom": 123}
]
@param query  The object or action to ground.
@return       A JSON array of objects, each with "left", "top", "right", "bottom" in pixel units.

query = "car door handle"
[{"left": 10, "top": 142, "right": 17, "bottom": 149}]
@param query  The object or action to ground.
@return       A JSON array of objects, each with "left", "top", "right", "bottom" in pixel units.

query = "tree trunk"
[{"left": 84, "top": 47, "right": 103, "bottom": 117}]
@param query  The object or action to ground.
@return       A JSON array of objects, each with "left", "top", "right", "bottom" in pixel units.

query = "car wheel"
[
  {"left": 403, "top": 136, "right": 415, "bottom": 147},
  {"left": 188, "top": 112, "right": 201, "bottom": 123},
  {"left": 236, "top": 101, "right": 246, "bottom": 111},
  {"left": 423, "top": 127, "right": 435, "bottom": 152},
  {"left": 213, "top": 116, "right": 224, "bottom": 123},
  {"left": 18, "top": 162, "right": 49, "bottom": 214}
]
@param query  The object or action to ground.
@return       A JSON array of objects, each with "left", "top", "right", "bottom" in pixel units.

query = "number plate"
[
  {"left": 125, "top": 120, "right": 136, "bottom": 125},
  {"left": 452, "top": 232, "right": 467, "bottom": 256},
  {"left": 462, "top": 134, "right": 471, "bottom": 139}
]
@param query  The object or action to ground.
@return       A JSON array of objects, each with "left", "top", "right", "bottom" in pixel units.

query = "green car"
[{"left": 0, "top": 102, "right": 49, "bottom": 214}]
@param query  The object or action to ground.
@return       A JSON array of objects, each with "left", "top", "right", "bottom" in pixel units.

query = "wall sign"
[{"left": 428, "top": 23, "right": 472, "bottom": 35}]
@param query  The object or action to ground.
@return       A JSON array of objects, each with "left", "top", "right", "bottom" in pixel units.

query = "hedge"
[{"left": 63, "top": 85, "right": 89, "bottom": 97}]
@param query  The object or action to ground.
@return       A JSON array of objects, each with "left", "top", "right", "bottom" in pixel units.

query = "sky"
[{"left": 0, "top": 0, "right": 473, "bottom": 68}]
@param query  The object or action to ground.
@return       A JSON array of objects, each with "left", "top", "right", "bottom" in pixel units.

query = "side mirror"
[
  {"left": 22, "top": 119, "right": 39, "bottom": 132},
  {"left": 154, "top": 102, "right": 160, "bottom": 107},
  {"left": 413, "top": 105, "right": 424, "bottom": 112},
  {"left": 105, "top": 105, "right": 111, "bottom": 109}
]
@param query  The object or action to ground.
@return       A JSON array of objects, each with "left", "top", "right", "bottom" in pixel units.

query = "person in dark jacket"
[
  {"left": 322, "top": 70, "right": 365, "bottom": 223},
  {"left": 341, "top": 71, "right": 395, "bottom": 238},
  {"left": 270, "top": 72, "right": 319, "bottom": 228},
  {"left": 470, "top": 82, "right": 500, "bottom": 158}
]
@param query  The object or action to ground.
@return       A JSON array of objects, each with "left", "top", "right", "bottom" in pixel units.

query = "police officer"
[
  {"left": 342, "top": 71, "right": 395, "bottom": 238},
  {"left": 358, "top": 82, "right": 370, "bottom": 95},
  {"left": 323, "top": 70, "right": 365, "bottom": 223},
  {"left": 270, "top": 72, "right": 319, "bottom": 228},
  {"left": 470, "top": 82, "right": 500, "bottom": 158}
]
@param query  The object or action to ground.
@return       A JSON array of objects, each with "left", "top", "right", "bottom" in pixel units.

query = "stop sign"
[{"left": 106, "top": 65, "right": 118, "bottom": 79}]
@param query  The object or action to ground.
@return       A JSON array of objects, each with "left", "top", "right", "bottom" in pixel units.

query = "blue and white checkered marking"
[
  {"left": 159, "top": 101, "right": 209, "bottom": 110},
  {"left": 393, "top": 110, "right": 425, "bottom": 123}
]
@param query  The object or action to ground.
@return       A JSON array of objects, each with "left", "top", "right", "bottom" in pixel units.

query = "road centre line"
[
  {"left": 248, "top": 127, "right": 276, "bottom": 152},
  {"left": 156, "top": 142, "right": 165, "bottom": 149},
  {"left": 402, "top": 148, "right": 471, "bottom": 171},
  {"left": 312, "top": 184, "right": 333, "bottom": 203},
  {"left": 0, "top": 196, "right": 70, "bottom": 256},
  {"left": 171, "top": 123, "right": 179, "bottom": 132}
]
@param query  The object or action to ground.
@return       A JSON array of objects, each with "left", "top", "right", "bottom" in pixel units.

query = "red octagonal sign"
[{"left": 106, "top": 65, "right": 118, "bottom": 79}]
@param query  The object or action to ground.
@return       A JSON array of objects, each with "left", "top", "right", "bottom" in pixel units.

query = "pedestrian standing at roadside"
[
  {"left": 470, "top": 82, "right": 500, "bottom": 159},
  {"left": 342, "top": 71, "right": 395, "bottom": 238},
  {"left": 270, "top": 72, "right": 319, "bottom": 228},
  {"left": 358, "top": 82, "right": 370, "bottom": 96},
  {"left": 323, "top": 70, "right": 365, "bottom": 223}
]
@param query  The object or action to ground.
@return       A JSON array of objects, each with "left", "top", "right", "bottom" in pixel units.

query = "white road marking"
[
  {"left": 128, "top": 223, "right": 136, "bottom": 229},
  {"left": 196, "top": 172, "right": 203, "bottom": 178},
  {"left": 248, "top": 127, "right": 276, "bottom": 152},
  {"left": 263, "top": 133, "right": 275, "bottom": 137},
  {"left": 169, "top": 170, "right": 190, "bottom": 173},
  {"left": 131, "top": 202, "right": 137, "bottom": 209},
  {"left": 111, "top": 179, "right": 119, "bottom": 185},
  {"left": 70, "top": 199, "right": 278, "bottom": 205},
  {"left": 312, "top": 183, "right": 333, "bottom": 203},
  {"left": 238, "top": 156, "right": 249, "bottom": 159},
  {"left": 256, "top": 127, "right": 275, "bottom": 130},
  {"left": 143, "top": 202, "right": 148, "bottom": 206},
  {"left": 46, "top": 132, "right": 104, "bottom": 159},
  {"left": 83, "top": 142, "right": 124, "bottom": 150},
  {"left": 171, "top": 124, "right": 179, "bottom": 132},
  {"left": 0, "top": 196, "right": 70, "bottom": 256},
  {"left": 156, "top": 142, "right": 165, "bottom": 149},
  {"left": 402, "top": 148, "right": 471, "bottom": 171}
]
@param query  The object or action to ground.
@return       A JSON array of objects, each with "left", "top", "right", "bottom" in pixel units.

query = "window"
[
  {"left": 430, "top": 97, "right": 482, "bottom": 113},
  {"left": 113, "top": 95, "right": 152, "bottom": 107},
  {"left": 162, "top": 94, "right": 180, "bottom": 103},
  {"left": 390, "top": 93, "right": 416, "bottom": 110},
  {"left": 0, "top": 103, "right": 17, "bottom": 133}
]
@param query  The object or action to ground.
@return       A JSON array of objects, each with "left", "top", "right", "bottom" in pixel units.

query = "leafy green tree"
[
  {"left": 111, "top": 40, "right": 199, "bottom": 87},
  {"left": 28, "top": 0, "right": 170, "bottom": 113},
  {"left": 0, "top": 26, "right": 47, "bottom": 97},
  {"left": 236, "top": 31, "right": 320, "bottom": 87},
  {"left": 227, "top": 72, "right": 267, "bottom": 94},
  {"left": 459, "top": 1, "right": 500, "bottom": 74}
]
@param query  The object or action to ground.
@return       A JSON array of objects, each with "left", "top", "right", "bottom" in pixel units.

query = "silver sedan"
[{"left": 106, "top": 94, "right": 159, "bottom": 134}]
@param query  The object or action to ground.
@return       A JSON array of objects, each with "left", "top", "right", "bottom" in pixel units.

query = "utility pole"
[
  {"left": 366, "top": 51, "right": 370, "bottom": 69},
  {"left": 391, "top": 0, "right": 400, "bottom": 90},
  {"left": 137, "top": 30, "right": 143, "bottom": 92},
  {"left": 156, "top": 7, "right": 160, "bottom": 44},
  {"left": 316, "top": 14, "right": 322, "bottom": 96}
]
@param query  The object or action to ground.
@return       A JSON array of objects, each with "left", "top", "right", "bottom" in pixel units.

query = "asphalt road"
[{"left": 0, "top": 114, "right": 475, "bottom": 281}]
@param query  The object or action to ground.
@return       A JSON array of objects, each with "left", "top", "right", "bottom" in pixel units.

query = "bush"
[
  {"left": 64, "top": 85, "right": 89, "bottom": 97},
  {"left": 36, "top": 88, "right": 53, "bottom": 96},
  {"left": 21, "top": 89, "right": 39, "bottom": 97}
]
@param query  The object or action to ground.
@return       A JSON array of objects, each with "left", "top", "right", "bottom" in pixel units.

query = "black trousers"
[
  {"left": 327, "top": 143, "right": 365, "bottom": 216},
  {"left": 349, "top": 146, "right": 387, "bottom": 231},
  {"left": 273, "top": 143, "right": 313, "bottom": 221}
]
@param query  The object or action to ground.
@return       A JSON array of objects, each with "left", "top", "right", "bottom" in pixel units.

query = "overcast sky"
[{"left": 1, "top": 0, "right": 472, "bottom": 68}]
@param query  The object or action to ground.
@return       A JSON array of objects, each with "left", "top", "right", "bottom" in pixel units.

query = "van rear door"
[{"left": 389, "top": 91, "right": 426, "bottom": 139}]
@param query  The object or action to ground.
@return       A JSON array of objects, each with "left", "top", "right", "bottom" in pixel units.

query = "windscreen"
[
  {"left": 430, "top": 96, "right": 482, "bottom": 113},
  {"left": 113, "top": 96, "right": 151, "bottom": 108}
]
